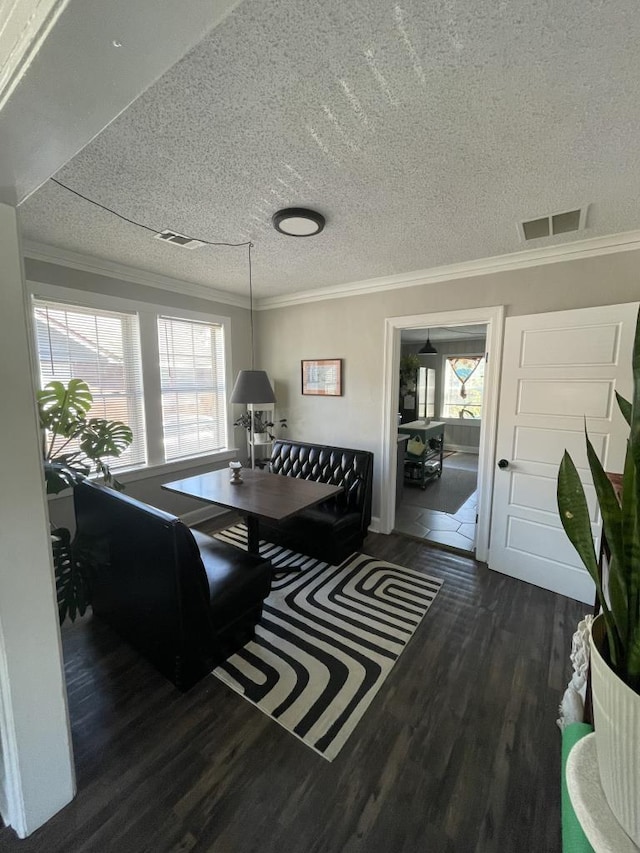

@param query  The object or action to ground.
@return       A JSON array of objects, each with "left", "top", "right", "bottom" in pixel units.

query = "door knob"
[{"left": 497, "top": 458, "right": 510, "bottom": 469}]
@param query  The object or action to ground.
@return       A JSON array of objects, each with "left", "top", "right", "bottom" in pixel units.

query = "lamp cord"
[
  {"left": 248, "top": 242, "right": 255, "bottom": 369},
  {"left": 49, "top": 177, "right": 258, "bottom": 368},
  {"left": 49, "top": 178, "right": 252, "bottom": 248}
]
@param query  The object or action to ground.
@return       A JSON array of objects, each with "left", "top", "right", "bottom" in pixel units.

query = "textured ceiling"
[
  {"left": 402, "top": 325, "right": 487, "bottom": 343},
  {"left": 18, "top": 0, "right": 640, "bottom": 298}
]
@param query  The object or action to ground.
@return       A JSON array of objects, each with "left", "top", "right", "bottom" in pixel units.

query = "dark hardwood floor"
[{"left": 1, "top": 531, "right": 584, "bottom": 852}]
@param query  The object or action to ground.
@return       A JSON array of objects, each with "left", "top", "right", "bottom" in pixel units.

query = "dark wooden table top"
[{"left": 162, "top": 466, "right": 342, "bottom": 522}]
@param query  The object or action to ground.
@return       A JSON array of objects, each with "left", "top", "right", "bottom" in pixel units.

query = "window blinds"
[
  {"left": 157, "top": 315, "right": 228, "bottom": 461},
  {"left": 33, "top": 298, "right": 147, "bottom": 469}
]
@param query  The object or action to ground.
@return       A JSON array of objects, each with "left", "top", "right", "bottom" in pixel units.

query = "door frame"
[{"left": 380, "top": 305, "right": 505, "bottom": 562}]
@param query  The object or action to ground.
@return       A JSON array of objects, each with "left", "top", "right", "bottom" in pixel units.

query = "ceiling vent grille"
[
  {"left": 154, "top": 230, "right": 206, "bottom": 250},
  {"left": 519, "top": 206, "right": 588, "bottom": 241}
]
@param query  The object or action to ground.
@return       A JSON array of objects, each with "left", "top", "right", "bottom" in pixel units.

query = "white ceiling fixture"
[
  {"left": 272, "top": 208, "right": 325, "bottom": 237},
  {"left": 153, "top": 230, "right": 206, "bottom": 249},
  {"left": 519, "top": 207, "right": 589, "bottom": 241}
]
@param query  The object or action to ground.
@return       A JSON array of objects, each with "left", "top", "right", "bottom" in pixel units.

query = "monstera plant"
[
  {"left": 39, "top": 378, "right": 133, "bottom": 494},
  {"left": 38, "top": 378, "right": 133, "bottom": 623}
]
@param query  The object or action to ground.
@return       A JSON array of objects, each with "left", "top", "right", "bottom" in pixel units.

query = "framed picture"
[{"left": 301, "top": 358, "right": 343, "bottom": 396}]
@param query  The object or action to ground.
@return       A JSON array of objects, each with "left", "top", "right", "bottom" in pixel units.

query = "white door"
[{"left": 488, "top": 302, "right": 638, "bottom": 603}]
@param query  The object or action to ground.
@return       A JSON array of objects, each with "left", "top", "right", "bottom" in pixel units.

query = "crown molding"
[
  {"left": 0, "top": 0, "right": 70, "bottom": 113},
  {"left": 22, "top": 241, "right": 250, "bottom": 309},
  {"left": 257, "top": 228, "right": 640, "bottom": 310},
  {"left": 23, "top": 228, "right": 640, "bottom": 313}
]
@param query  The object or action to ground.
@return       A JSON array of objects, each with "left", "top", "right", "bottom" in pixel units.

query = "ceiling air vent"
[
  {"left": 154, "top": 230, "right": 205, "bottom": 250},
  {"left": 519, "top": 206, "right": 588, "bottom": 241}
]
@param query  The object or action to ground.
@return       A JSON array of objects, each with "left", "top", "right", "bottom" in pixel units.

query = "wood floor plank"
[{"left": 0, "top": 532, "right": 585, "bottom": 852}]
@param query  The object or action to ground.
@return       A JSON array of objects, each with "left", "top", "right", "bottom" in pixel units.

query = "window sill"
[{"left": 46, "top": 448, "right": 240, "bottom": 501}]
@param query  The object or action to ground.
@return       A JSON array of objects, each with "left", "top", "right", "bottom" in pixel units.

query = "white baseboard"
[{"left": 445, "top": 444, "right": 479, "bottom": 455}]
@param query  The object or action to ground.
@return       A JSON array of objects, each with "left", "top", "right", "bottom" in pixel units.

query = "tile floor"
[{"left": 394, "top": 453, "right": 479, "bottom": 552}]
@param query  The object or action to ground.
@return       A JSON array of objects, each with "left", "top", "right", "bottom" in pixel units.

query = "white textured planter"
[{"left": 590, "top": 614, "right": 640, "bottom": 845}]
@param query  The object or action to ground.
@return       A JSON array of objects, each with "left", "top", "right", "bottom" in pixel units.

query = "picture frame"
[{"left": 301, "top": 358, "right": 343, "bottom": 396}]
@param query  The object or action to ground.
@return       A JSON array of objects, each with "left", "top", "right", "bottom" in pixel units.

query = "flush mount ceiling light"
[
  {"left": 419, "top": 331, "right": 438, "bottom": 355},
  {"left": 272, "top": 208, "right": 325, "bottom": 237}
]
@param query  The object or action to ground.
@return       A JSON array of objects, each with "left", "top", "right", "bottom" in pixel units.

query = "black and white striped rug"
[{"left": 213, "top": 524, "right": 443, "bottom": 761}]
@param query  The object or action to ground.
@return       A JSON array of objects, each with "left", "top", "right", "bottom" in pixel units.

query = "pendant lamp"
[
  {"left": 229, "top": 244, "right": 275, "bottom": 404},
  {"left": 419, "top": 330, "right": 437, "bottom": 355}
]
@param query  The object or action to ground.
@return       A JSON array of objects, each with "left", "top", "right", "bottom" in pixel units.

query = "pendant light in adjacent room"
[{"left": 419, "top": 330, "right": 437, "bottom": 355}]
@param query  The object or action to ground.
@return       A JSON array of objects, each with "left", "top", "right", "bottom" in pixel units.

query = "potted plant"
[
  {"left": 38, "top": 378, "right": 133, "bottom": 623},
  {"left": 399, "top": 353, "right": 420, "bottom": 395},
  {"left": 557, "top": 307, "right": 640, "bottom": 844},
  {"left": 233, "top": 410, "right": 287, "bottom": 442}
]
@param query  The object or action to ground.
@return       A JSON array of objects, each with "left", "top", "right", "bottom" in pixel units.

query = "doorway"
[
  {"left": 395, "top": 325, "right": 486, "bottom": 552},
  {"left": 380, "top": 306, "right": 504, "bottom": 563}
]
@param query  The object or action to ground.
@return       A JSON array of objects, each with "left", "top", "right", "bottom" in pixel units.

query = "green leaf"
[
  {"left": 43, "top": 457, "right": 91, "bottom": 493},
  {"left": 558, "top": 452, "right": 599, "bottom": 576},
  {"left": 621, "top": 443, "right": 640, "bottom": 654},
  {"left": 586, "top": 433, "right": 623, "bottom": 561},
  {"left": 630, "top": 308, "right": 640, "bottom": 492},
  {"left": 37, "top": 379, "right": 92, "bottom": 437},
  {"left": 616, "top": 392, "right": 632, "bottom": 427},
  {"left": 79, "top": 419, "right": 133, "bottom": 460},
  {"left": 51, "top": 527, "right": 91, "bottom": 625},
  {"left": 558, "top": 451, "right": 620, "bottom": 664},
  {"left": 585, "top": 432, "right": 626, "bottom": 648}
]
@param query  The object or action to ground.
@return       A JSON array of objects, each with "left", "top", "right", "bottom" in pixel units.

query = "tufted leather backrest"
[{"left": 270, "top": 439, "right": 373, "bottom": 529}]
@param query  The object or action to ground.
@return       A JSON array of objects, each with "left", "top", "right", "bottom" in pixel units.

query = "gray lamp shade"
[{"left": 229, "top": 370, "right": 275, "bottom": 404}]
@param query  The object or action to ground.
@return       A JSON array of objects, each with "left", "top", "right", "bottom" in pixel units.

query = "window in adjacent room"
[
  {"left": 441, "top": 355, "right": 485, "bottom": 419},
  {"left": 157, "top": 315, "right": 228, "bottom": 461},
  {"left": 417, "top": 367, "right": 436, "bottom": 420},
  {"left": 33, "top": 298, "right": 147, "bottom": 469}
]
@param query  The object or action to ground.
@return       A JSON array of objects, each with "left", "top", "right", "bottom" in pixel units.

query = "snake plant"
[{"left": 557, "top": 307, "right": 640, "bottom": 692}]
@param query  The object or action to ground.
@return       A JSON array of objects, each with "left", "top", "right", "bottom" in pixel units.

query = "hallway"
[{"left": 394, "top": 452, "right": 479, "bottom": 552}]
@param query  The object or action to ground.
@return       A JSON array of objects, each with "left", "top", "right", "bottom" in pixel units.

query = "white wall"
[
  {"left": 0, "top": 204, "right": 75, "bottom": 837},
  {"left": 257, "top": 247, "right": 640, "bottom": 522}
]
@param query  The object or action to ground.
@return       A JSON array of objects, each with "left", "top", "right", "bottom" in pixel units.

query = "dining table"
[{"left": 162, "top": 466, "right": 342, "bottom": 555}]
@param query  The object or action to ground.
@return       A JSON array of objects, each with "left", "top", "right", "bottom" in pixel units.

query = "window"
[
  {"left": 32, "top": 291, "right": 232, "bottom": 474},
  {"left": 417, "top": 367, "right": 435, "bottom": 420},
  {"left": 33, "top": 298, "right": 147, "bottom": 469},
  {"left": 441, "top": 355, "right": 485, "bottom": 419},
  {"left": 157, "top": 315, "right": 228, "bottom": 460}
]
